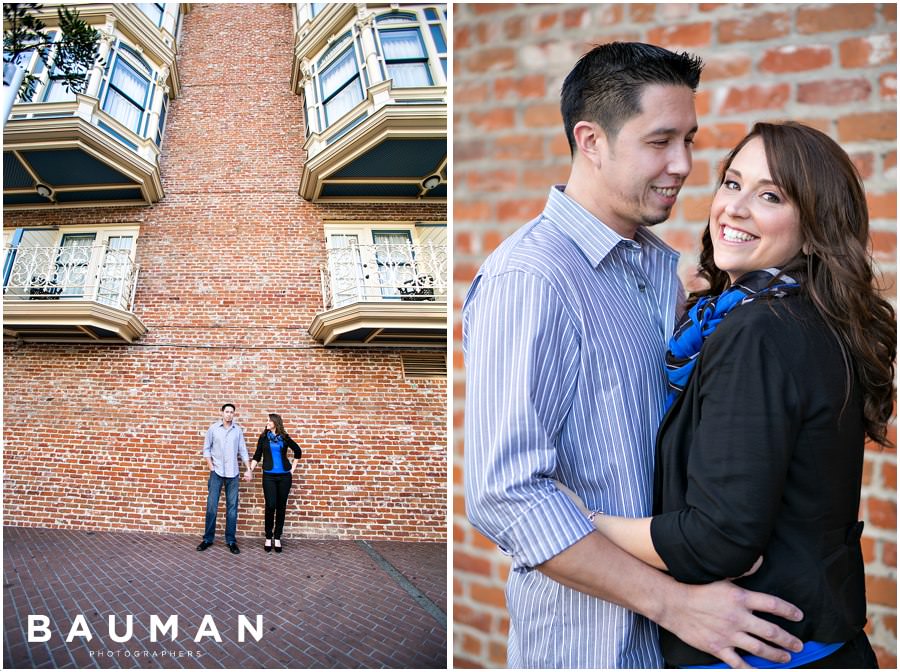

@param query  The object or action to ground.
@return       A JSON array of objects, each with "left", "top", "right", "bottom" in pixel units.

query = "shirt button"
[{"left": 637, "top": 282, "right": 646, "bottom": 292}]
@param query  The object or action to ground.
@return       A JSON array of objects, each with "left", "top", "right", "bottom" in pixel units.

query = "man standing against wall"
[
  {"left": 463, "top": 42, "right": 804, "bottom": 668},
  {"left": 197, "top": 403, "right": 251, "bottom": 554}
]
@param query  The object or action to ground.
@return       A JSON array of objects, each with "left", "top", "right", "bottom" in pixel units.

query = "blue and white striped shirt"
[
  {"left": 203, "top": 421, "right": 249, "bottom": 478},
  {"left": 463, "top": 186, "right": 683, "bottom": 668}
]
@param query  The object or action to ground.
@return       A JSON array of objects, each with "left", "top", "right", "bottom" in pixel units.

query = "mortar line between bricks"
[{"left": 354, "top": 541, "right": 447, "bottom": 629}]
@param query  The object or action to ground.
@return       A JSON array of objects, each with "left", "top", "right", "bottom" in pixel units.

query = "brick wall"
[
  {"left": 453, "top": 3, "right": 896, "bottom": 667},
  {"left": 3, "top": 3, "right": 447, "bottom": 542}
]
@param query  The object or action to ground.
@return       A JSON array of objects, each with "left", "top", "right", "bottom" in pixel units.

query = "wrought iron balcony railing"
[
  {"left": 320, "top": 242, "right": 447, "bottom": 311},
  {"left": 3, "top": 243, "right": 140, "bottom": 313}
]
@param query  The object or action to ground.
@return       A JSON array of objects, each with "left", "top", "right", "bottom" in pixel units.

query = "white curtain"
[
  {"left": 324, "top": 84, "right": 362, "bottom": 125},
  {"left": 57, "top": 234, "right": 96, "bottom": 296},
  {"left": 137, "top": 3, "right": 163, "bottom": 25},
  {"left": 98, "top": 236, "right": 134, "bottom": 308},
  {"left": 386, "top": 62, "right": 430, "bottom": 88},
  {"left": 327, "top": 234, "right": 363, "bottom": 307},
  {"left": 321, "top": 49, "right": 357, "bottom": 99},
  {"left": 42, "top": 79, "right": 76, "bottom": 103},
  {"left": 321, "top": 48, "right": 362, "bottom": 124},
  {"left": 381, "top": 30, "right": 424, "bottom": 59},
  {"left": 381, "top": 30, "right": 431, "bottom": 87},
  {"left": 103, "top": 60, "right": 149, "bottom": 132},
  {"left": 373, "top": 231, "right": 414, "bottom": 297}
]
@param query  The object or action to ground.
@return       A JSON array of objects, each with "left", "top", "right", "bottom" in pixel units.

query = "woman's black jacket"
[{"left": 253, "top": 433, "right": 302, "bottom": 472}]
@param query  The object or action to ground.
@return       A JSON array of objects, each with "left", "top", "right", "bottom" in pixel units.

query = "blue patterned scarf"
[{"left": 664, "top": 268, "right": 800, "bottom": 410}]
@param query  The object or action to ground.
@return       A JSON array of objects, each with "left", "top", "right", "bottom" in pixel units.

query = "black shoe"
[
  {"left": 196, "top": 541, "right": 212, "bottom": 551},
  {"left": 228, "top": 543, "right": 240, "bottom": 554},
  {"left": 264, "top": 539, "right": 272, "bottom": 553},
  {"left": 274, "top": 540, "right": 282, "bottom": 553}
]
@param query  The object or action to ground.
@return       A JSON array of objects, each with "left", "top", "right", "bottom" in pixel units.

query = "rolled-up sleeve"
[
  {"left": 651, "top": 317, "right": 801, "bottom": 583},
  {"left": 463, "top": 270, "right": 594, "bottom": 570}
]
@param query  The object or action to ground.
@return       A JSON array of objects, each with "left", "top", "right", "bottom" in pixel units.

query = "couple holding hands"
[{"left": 197, "top": 404, "right": 302, "bottom": 555}]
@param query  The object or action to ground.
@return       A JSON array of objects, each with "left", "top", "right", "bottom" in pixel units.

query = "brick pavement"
[{"left": 3, "top": 527, "right": 446, "bottom": 669}]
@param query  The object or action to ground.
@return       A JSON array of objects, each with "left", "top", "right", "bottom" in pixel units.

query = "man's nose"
[{"left": 668, "top": 143, "right": 692, "bottom": 178}]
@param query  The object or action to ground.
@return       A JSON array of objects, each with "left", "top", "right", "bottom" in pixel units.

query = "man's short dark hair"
[
  {"left": 561, "top": 41, "right": 704, "bottom": 155},
  {"left": 221, "top": 403, "right": 236, "bottom": 412}
]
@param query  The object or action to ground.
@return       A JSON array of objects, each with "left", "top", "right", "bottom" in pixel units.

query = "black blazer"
[
  {"left": 253, "top": 433, "right": 302, "bottom": 472},
  {"left": 650, "top": 294, "right": 867, "bottom": 667}
]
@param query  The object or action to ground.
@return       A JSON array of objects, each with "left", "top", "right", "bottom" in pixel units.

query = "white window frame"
[
  {"left": 3, "top": 224, "right": 140, "bottom": 306},
  {"left": 323, "top": 222, "right": 446, "bottom": 306},
  {"left": 100, "top": 42, "right": 154, "bottom": 136}
]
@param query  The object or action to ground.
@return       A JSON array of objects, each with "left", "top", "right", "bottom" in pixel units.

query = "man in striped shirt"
[{"left": 463, "top": 42, "right": 803, "bottom": 669}]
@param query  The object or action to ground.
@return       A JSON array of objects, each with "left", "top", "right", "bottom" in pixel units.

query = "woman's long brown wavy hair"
[
  {"left": 692, "top": 121, "right": 896, "bottom": 447},
  {"left": 260, "top": 413, "right": 286, "bottom": 439}
]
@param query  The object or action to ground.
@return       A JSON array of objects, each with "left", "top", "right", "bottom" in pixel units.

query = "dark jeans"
[
  {"left": 203, "top": 472, "right": 239, "bottom": 545},
  {"left": 263, "top": 472, "right": 292, "bottom": 540}
]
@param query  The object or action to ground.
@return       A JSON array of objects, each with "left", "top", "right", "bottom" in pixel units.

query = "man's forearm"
[{"left": 537, "top": 530, "right": 673, "bottom": 623}]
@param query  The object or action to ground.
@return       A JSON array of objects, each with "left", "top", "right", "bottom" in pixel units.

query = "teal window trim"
[
  {"left": 100, "top": 43, "right": 153, "bottom": 135},
  {"left": 378, "top": 27, "right": 433, "bottom": 87},
  {"left": 318, "top": 45, "right": 363, "bottom": 127},
  {"left": 156, "top": 92, "right": 169, "bottom": 146},
  {"left": 117, "top": 44, "right": 153, "bottom": 77}
]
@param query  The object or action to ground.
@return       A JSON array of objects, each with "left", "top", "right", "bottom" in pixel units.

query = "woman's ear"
[{"left": 802, "top": 241, "right": 812, "bottom": 255}]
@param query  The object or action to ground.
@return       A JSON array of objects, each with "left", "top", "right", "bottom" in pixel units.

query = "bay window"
[
  {"left": 137, "top": 3, "right": 165, "bottom": 26},
  {"left": 377, "top": 24, "right": 432, "bottom": 88},
  {"left": 101, "top": 46, "right": 152, "bottom": 135},
  {"left": 319, "top": 38, "right": 364, "bottom": 126}
]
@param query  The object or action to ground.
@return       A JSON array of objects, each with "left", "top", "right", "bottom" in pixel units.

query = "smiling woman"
[
  {"left": 571, "top": 120, "right": 897, "bottom": 669},
  {"left": 710, "top": 136, "right": 805, "bottom": 282}
]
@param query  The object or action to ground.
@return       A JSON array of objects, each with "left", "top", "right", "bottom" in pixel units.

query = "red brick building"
[
  {"left": 453, "top": 3, "right": 896, "bottom": 668},
  {"left": 3, "top": 3, "right": 447, "bottom": 543}
]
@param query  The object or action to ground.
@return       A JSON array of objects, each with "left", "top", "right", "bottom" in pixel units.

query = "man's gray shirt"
[{"left": 203, "top": 421, "right": 248, "bottom": 478}]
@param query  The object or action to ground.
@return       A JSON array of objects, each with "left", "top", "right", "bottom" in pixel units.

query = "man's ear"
[{"left": 572, "top": 120, "right": 607, "bottom": 166}]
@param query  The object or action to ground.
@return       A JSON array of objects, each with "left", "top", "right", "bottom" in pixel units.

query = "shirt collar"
[{"left": 543, "top": 185, "right": 679, "bottom": 266}]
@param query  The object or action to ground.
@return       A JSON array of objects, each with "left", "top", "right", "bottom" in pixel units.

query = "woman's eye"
[
  {"left": 723, "top": 179, "right": 739, "bottom": 190},
  {"left": 761, "top": 192, "right": 781, "bottom": 203}
]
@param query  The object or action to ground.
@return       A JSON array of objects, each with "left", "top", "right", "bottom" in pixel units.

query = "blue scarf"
[{"left": 664, "top": 268, "right": 800, "bottom": 410}]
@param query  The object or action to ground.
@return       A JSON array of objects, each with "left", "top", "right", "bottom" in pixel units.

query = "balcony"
[
  {"left": 3, "top": 243, "right": 146, "bottom": 342},
  {"left": 299, "top": 81, "right": 446, "bottom": 202},
  {"left": 3, "top": 3, "right": 183, "bottom": 210},
  {"left": 309, "top": 241, "right": 446, "bottom": 346},
  {"left": 293, "top": 4, "right": 447, "bottom": 202},
  {"left": 4, "top": 94, "right": 163, "bottom": 209}
]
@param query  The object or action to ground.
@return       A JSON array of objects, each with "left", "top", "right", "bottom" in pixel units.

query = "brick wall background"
[
  {"left": 3, "top": 3, "right": 447, "bottom": 543},
  {"left": 453, "top": 3, "right": 897, "bottom": 667}
]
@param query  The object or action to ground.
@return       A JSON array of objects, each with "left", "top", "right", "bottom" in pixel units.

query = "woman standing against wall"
[{"left": 250, "top": 413, "right": 302, "bottom": 553}]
